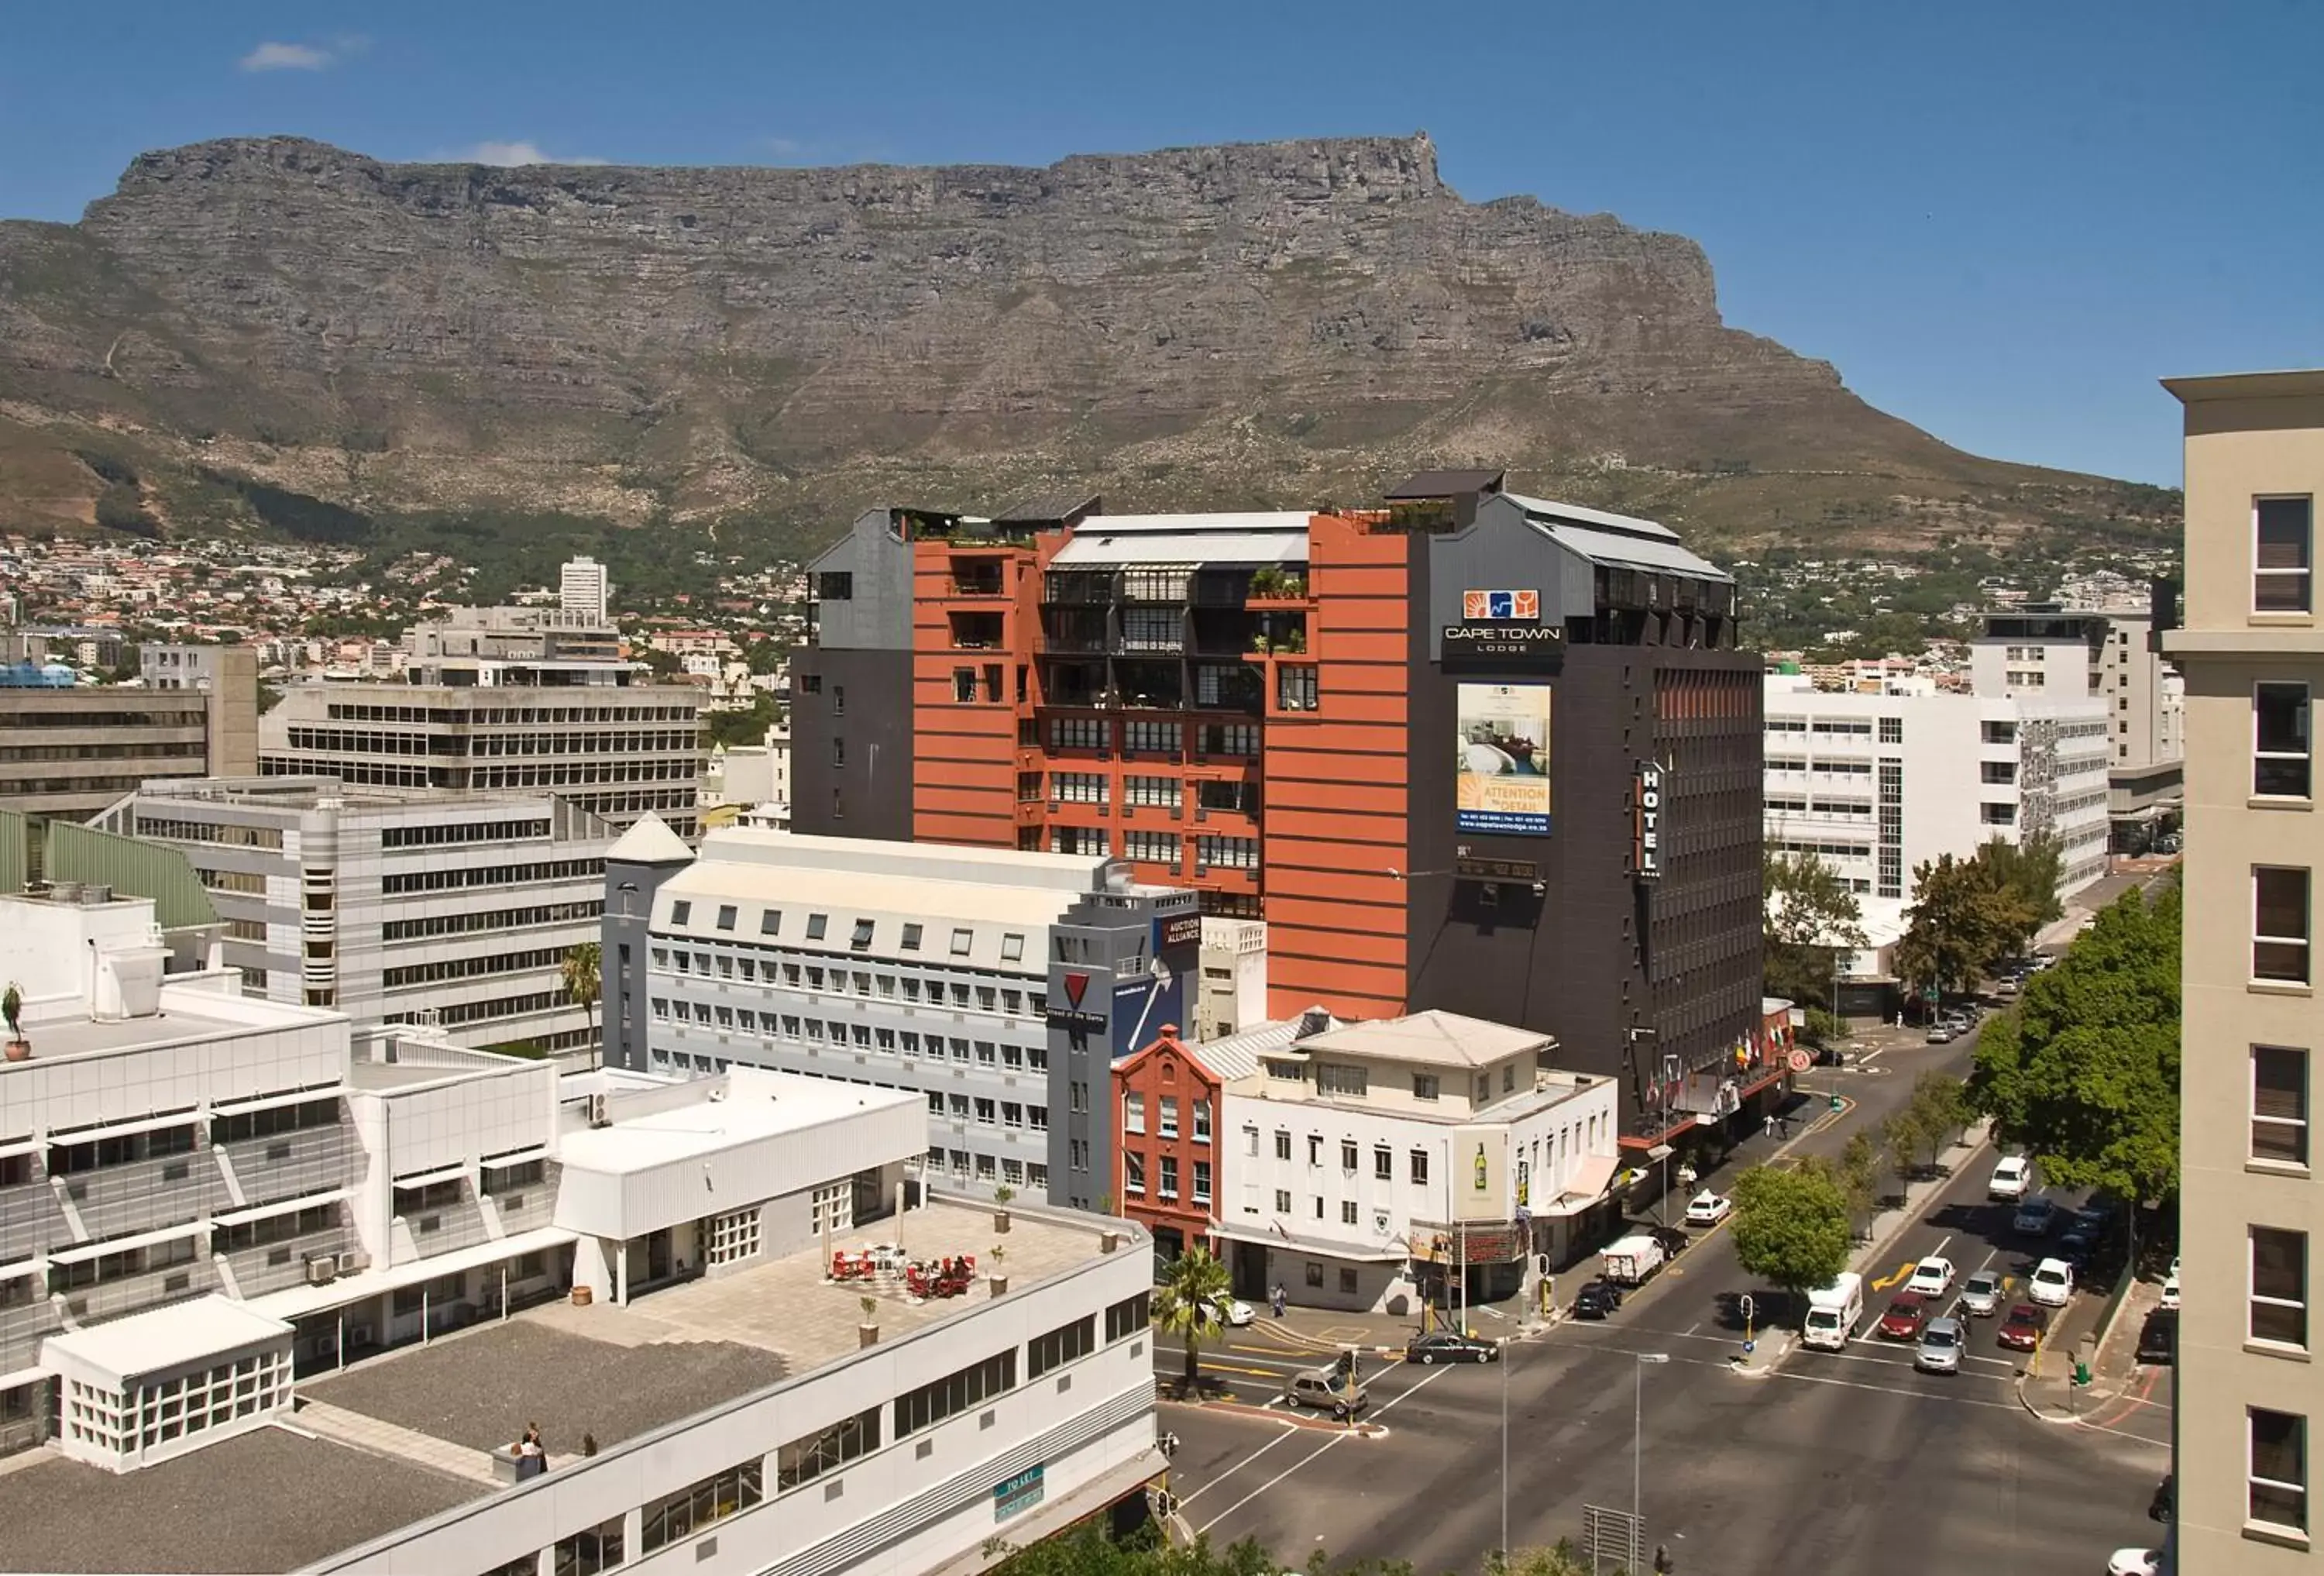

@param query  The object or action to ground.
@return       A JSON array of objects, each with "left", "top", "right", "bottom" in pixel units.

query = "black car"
[
  {"left": 1406, "top": 1330, "right": 1499, "bottom": 1364},
  {"left": 1573, "top": 1279, "right": 1624, "bottom": 1320},
  {"left": 2150, "top": 1474, "right": 2174, "bottom": 1523},
  {"left": 1648, "top": 1225, "right": 1691, "bottom": 1259},
  {"left": 2137, "top": 1307, "right": 2178, "bottom": 1366},
  {"left": 2058, "top": 1227, "right": 2099, "bottom": 1268}
]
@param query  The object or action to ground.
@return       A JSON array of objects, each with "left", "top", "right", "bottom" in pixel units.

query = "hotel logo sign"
[
  {"left": 1631, "top": 762, "right": 1665, "bottom": 880},
  {"left": 1463, "top": 589, "right": 1540, "bottom": 621},
  {"left": 1445, "top": 589, "right": 1563, "bottom": 672}
]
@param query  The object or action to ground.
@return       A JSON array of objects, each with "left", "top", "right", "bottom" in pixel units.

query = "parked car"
[
  {"left": 2028, "top": 1257, "right": 2075, "bottom": 1307},
  {"left": 1914, "top": 1316, "right": 1965, "bottom": 1374},
  {"left": 1925, "top": 1024, "right": 1956, "bottom": 1044},
  {"left": 1683, "top": 1191, "right": 1733, "bottom": 1227},
  {"left": 2137, "top": 1307, "right": 2178, "bottom": 1366},
  {"left": 1906, "top": 1257, "right": 1958, "bottom": 1299},
  {"left": 2106, "top": 1550, "right": 2160, "bottom": 1576},
  {"left": 1406, "top": 1330, "right": 1498, "bottom": 1364},
  {"left": 2013, "top": 1196, "right": 2059, "bottom": 1236},
  {"left": 2161, "top": 1256, "right": 2181, "bottom": 1311},
  {"left": 1988, "top": 1155, "right": 2034, "bottom": 1201},
  {"left": 1997, "top": 1302, "right": 2050, "bottom": 1352},
  {"left": 1959, "top": 1270, "right": 2005, "bottom": 1318},
  {"left": 2058, "top": 1227, "right": 2099, "bottom": 1269},
  {"left": 2150, "top": 1474, "right": 2174, "bottom": 1523},
  {"left": 1573, "top": 1279, "right": 1624, "bottom": 1320},
  {"left": 1209, "top": 1296, "right": 1255, "bottom": 1328},
  {"left": 1878, "top": 1292, "right": 1930, "bottom": 1340}
]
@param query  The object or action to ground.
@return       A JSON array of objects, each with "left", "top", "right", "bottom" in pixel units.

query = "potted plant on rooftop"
[
  {"left": 3, "top": 981, "right": 26, "bottom": 1062},
  {"left": 992, "top": 1183, "right": 1015, "bottom": 1234},
  {"left": 858, "top": 1293, "right": 880, "bottom": 1348},
  {"left": 988, "top": 1243, "right": 1009, "bottom": 1297}
]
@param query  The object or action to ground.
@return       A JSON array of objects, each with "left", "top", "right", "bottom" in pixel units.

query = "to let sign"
[
  {"left": 994, "top": 1463, "right": 1046, "bottom": 1522},
  {"left": 1631, "top": 762, "right": 1664, "bottom": 880}
]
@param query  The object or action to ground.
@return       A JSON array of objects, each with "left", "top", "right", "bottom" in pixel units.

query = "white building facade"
[
  {"left": 93, "top": 776, "right": 615, "bottom": 1055},
  {"left": 559, "top": 556, "right": 611, "bottom": 626},
  {"left": 1763, "top": 676, "right": 2111, "bottom": 928},
  {"left": 1214, "top": 1012, "right": 1621, "bottom": 1313}
]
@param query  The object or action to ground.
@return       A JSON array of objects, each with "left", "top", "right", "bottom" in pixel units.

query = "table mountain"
[{"left": 0, "top": 132, "right": 2170, "bottom": 550}]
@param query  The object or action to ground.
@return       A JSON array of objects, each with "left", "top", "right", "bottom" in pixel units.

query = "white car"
[
  {"left": 2106, "top": 1549, "right": 2161, "bottom": 1576},
  {"left": 1210, "top": 1296, "right": 1255, "bottom": 1328},
  {"left": 1683, "top": 1191, "right": 1733, "bottom": 1227},
  {"left": 2161, "top": 1255, "right": 2181, "bottom": 1311},
  {"left": 1905, "top": 1257, "right": 1957, "bottom": 1299},
  {"left": 2029, "top": 1256, "right": 2075, "bottom": 1307},
  {"left": 1988, "top": 1155, "right": 2033, "bottom": 1201}
]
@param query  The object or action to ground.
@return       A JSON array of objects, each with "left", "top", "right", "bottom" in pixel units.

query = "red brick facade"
[{"left": 1110, "top": 1027, "right": 1222, "bottom": 1258}]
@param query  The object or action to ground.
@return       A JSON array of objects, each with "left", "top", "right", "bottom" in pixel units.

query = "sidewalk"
[{"left": 2016, "top": 1268, "right": 2167, "bottom": 1423}]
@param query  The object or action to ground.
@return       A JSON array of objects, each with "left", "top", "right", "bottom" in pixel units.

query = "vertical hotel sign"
[
  {"left": 1455, "top": 684, "right": 1552, "bottom": 836},
  {"left": 1631, "top": 761, "right": 1664, "bottom": 880}
]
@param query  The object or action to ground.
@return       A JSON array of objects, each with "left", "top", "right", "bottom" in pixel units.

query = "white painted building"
[
  {"left": 0, "top": 887, "right": 1164, "bottom": 1576},
  {"left": 93, "top": 776, "right": 615, "bottom": 1055},
  {"left": 1194, "top": 918, "right": 1267, "bottom": 1041},
  {"left": 1762, "top": 675, "right": 2111, "bottom": 934},
  {"left": 1215, "top": 1011, "right": 1621, "bottom": 1314},
  {"left": 559, "top": 556, "right": 611, "bottom": 626}
]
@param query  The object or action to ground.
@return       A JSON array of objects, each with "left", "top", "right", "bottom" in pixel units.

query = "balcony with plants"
[
  {"left": 948, "top": 611, "right": 1007, "bottom": 650},
  {"left": 1245, "top": 564, "right": 1311, "bottom": 606}
]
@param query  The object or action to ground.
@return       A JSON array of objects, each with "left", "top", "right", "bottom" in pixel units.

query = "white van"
[{"left": 1802, "top": 1271, "right": 1864, "bottom": 1351}]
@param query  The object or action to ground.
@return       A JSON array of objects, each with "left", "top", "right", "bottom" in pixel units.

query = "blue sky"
[{"left": 3, "top": 0, "right": 2319, "bottom": 487}]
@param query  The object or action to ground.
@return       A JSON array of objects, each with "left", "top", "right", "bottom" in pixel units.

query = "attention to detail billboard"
[{"left": 1456, "top": 683, "right": 1552, "bottom": 835}]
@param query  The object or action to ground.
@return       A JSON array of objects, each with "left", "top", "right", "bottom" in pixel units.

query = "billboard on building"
[
  {"left": 1450, "top": 1127, "right": 1511, "bottom": 1222},
  {"left": 1455, "top": 683, "right": 1553, "bottom": 835}
]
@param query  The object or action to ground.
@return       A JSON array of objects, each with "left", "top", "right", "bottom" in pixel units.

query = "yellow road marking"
[{"left": 1868, "top": 1260, "right": 1917, "bottom": 1292}]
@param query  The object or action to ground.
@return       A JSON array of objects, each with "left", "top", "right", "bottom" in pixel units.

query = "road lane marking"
[
  {"left": 1192, "top": 1361, "right": 1459, "bottom": 1535},
  {"left": 1764, "top": 1365, "right": 2021, "bottom": 1411},
  {"left": 1174, "top": 1418, "right": 1306, "bottom": 1507},
  {"left": 1870, "top": 1261, "right": 1917, "bottom": 1291}
]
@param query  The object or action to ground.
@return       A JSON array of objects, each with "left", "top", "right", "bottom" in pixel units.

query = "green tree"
[
  {"left": 1978, "top": 834, "right": 2064, "bottom": 954},
  {"left": 1835, "top": 1133, "right": 1879, "bottom": 1240},
  {"left": 1968, "top": 884, "right": 2181, "bottom": 1209},
  {"left": 1895, "top": 852, "right": 2026, "bottom": 1001},
  {"left": 1881, "top": 1110, "right": 1923, "bottom": 1192},
  {"left": 1908, "top": 1071, "right": 1973, "bottom": 1172},
  {"left": 1729, "top": 1164, "right": 1850, "bottom": 1304},
  {"left": 561, "top": 941, "right": 602, "bottom": 1066},
  {"left": 1762, "top": 851, "right": 1867, "bottom": 1012},
  {"left": 1151, "top": 1246, "right": 1230, "bottom": 1394}
]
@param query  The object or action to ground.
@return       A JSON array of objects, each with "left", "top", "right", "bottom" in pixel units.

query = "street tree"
[
  {"left": 1977, "top": 834, "right": 2065, "bottom": 954},
  {"left": 1908, "top": 1071, "right": 1974, "bottom": 1172},
  {"left": 1150, "top": 1247, "right": 1230, "bottom": 1395},
  {"left": 1881, "top": 1110, "right": 1923, "bottom": 1193},
  {"left": 1729, "top": 1164, "right": 1850, "bottom": 1306},
  {"left": 1836, "top": 1133, "right": 1880, "bottom": 1240},
  {"left": 1763, "top": 851, "right": 1868, "bottom": 1012},
  {"left": 1968, "top": 883, "right": 2181, "bottom": 1210},
  {"left": 1895, "top": 852, "right": 2029, "bottom": 1002}
]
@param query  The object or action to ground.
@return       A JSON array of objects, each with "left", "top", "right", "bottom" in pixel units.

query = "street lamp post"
[
  {"left": 1500, "top": 1334, "right": 1510, "bottom": 1561},
  {"left": 1634, "top": 1352, "right": 1669, "bottom": 1567}
]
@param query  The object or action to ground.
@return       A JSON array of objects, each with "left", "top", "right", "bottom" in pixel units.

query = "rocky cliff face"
[{"left": 0, "top": 132, "right": 2150, "bottom": 544}]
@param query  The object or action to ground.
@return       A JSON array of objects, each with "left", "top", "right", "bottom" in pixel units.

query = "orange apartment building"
[{"left": 791, "top": 474, "right": 1767, "bottom": 1151}]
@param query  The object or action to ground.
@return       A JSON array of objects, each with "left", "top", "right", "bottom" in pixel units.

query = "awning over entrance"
[
  {"left": 1208, "top": 1222, "right": 1410, "bottom": 1263},
  {"left": 1542, "top": 1153, "right": 1621, "bottom": 1218}
]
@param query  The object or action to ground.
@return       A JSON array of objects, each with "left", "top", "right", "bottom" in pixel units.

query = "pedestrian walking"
[{"left": 1270, "top": 1282, "right": 1286, "bottom": 1319}]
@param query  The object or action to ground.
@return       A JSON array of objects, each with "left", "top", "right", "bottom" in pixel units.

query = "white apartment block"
[
  {"left": 604, "top": 827, "right": 1201, "bottom": 1212},
  {"left": 1194, "top": 917, "right": 1268, "bottom": 1041},
  {"left": 0, "top": 886, "right": 1162, "bottom": 1576},
  {"left": 559, "top": 556, "right": 611, "bottom": 626},
  {"left": 1763, "top": 675, "right": 2111, "bottom": 927},
  {"left": 1215, "top": 1011, "right": 1620, "bottom": 1313},
  {"left": 92, "top": 776, "right": 614, "bottom": 1055}
]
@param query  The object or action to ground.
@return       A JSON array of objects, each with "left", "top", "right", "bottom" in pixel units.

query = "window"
[
  {"left": 951, "top": 927, "right": 974, "bottom": 956},
  {"left": 1192, "top": 1099, "right": 1212, "bottom": 1141},
  {"left": 1877, "top": 716, "right": 1903, "bottom": 744},
  {"left": 641, "top": 1458, "right": 765, "bottom": 1553},
  {"left": 1159, "top": 1155, "right": 1178, "bottom": 1198},
  {"left": 1125, "top": 1152, "right": 1147, "bottom": 1194},
  {"left": 1411, "top": 1073, "right": 1439, "bottom": 1102},
  {"left": 1277, "top": 665, "right": 1318, "bottom": 711},
  {"left": 1308, "top": 1134, "right": 1322, "bottom": 1166},
  {"left": 1126, "top": 775, "right": 1178, "bottom": 807},
  {"left": 1981, "top": 721, "right": 2016, "bottom": 745},
  {"left": 1105, "top": 1291, "right": 1150, "bottom": 1342},
  {"left": 1980, "top": 761, "right": 2016, "bottom": 785},
  {"left": 1125, "top": 1092, "right": 1145, "bottom": 1134},
  {"left": 1340, "top": 1267, "right": 1360, "bottom": 1295},
  {"left": 1374, "top": 1146, "right": 1393, "bottom": 1180},
  {"left": 1051, "top": 772, "right": 1109, "bottom": 803},
  {"left": 554, "top": 1516, "right": 627, "bottom": 1576},
  {"left": 1002, "top": 933, "right": 1025, "bottom": 962},
  {"left": 894, "top": 1351, "right": 1015, "bottom": 1436},
  {"left": 2252, "top": 1408, "right": 2309, "bottom": 1532},
  {"left": 806, "top": 913, "right": 828, "bottom": 941},
  {"left": 1197, "top": 834, "right": 1259, "bottom": 870},
  {"left": 1305, "top": 1261, "right": 1324, "bottom": 1288},
  {"left": 851, "top": 918, "right": 875, "bottom": 951},
  {"left": 714, "top": 904, "right": 737, "bottom": 931},
  {"left": 777, "top": 1408, "right": 880, "bottom": 1492},
  {"left": 1340, "top": 1140, "right": 1358, "bottom": 1171},
  {"left": 2255, "top": 1046, "right": 2310, "bottom": 1165},
  {"left": 1340, "top": 1200, "right": 1359, "bottom": 1226},
  {"left": 2256, "top": 866, "right": 2312, "bottom": 983},
  {"left": 2254, "top": 1227, "right": 2309, "bottom": 1349},
  {"left": 901, "top": 923, "right": 923, "bottom": 951},
  {"left": 1315, "top": 1062, "right": 1368, "bottom": 1098},
  {"left": 2257, "top": 497, "right": 2315, "bottom": 613},
  {"left": 669, "top": 900, "right": 692, "bottom": 925},
  {"left": 2258, "top": 683, "right": 2314, "bottom": 798},
  {"left": 1411, "top": 1149, "right": 1429, "bottom": 1185},
  {"left": 954, "top": 667, "right": 978, "bottom": 703},
  {"left": 1124, "top": 830, "right": 1180, "bottom": 864},
  {"left": 1274, "top": 1188, "right": 1292, "bottom": 1213},
  {"left": 1980, "top": 803, "right": 2016, "bottom": 826},
  {"left": 1274, "top": 1130, "right": 1291, "bottom": 1161},
  {"left": 1029, "top": 1315, "right": 1096, "bottom": 1378},
  {"left": 1158, "top": 1098, "right": 1179, "bottom": 1139},
  {"left": 1193, "top": 1159, "right": 1212, "bottom": 1203}
]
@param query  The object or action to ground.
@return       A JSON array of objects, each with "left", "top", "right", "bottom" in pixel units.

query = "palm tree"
[
  {"left": 1151, "top": 1246, "right": 1229, "bottom": 1395},
  {"left": 561, "top": 942, "right": 602, "bottom": 1068}
]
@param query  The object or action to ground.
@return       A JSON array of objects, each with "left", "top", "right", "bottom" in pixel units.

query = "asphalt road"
[{"left": 1160, "top": 1026, "right": 2174, "bottom": 1574}]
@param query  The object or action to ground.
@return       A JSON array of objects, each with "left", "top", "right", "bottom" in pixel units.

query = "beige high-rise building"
[{"left": 2165, "top": 368, "right": 2324, "bottom": 1571}]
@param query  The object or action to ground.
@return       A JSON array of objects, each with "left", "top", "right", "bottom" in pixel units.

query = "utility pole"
[{"left": 1634, "top": 1352, "right": 1669, "bottom": 1568}]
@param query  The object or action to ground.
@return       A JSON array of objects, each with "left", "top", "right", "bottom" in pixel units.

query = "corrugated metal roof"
[
  {"left": 44, "top": 820, "right": 218, "bottom": 933},
  {"left": 1501, "top": 493, "right": 1732, "bottom": 583},
  {"left": 1502, "top": 491, "right": 1683, "bottom": 541},
  {"left": 1051, "top": 523, "right": 1310, "bottom": 569},
  {"left": 1191, "top": 1009, "right": 1345, "bottom": 1082},
  {"left": 1384, "top": 469, "right": 1506, "bottom": 500}
]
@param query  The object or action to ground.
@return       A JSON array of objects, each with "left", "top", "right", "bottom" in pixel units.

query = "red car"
[
  {"left": 1998, "top": 1303, "right": 2050, "bottom": 1352},
  {"left": 1878, "top": 1292, "right": 1930, "bottom": 1340}
]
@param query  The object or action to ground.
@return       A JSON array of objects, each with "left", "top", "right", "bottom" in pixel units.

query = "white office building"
[
  {"left": 1215, "top": 1011, "right": 1621, "bottom": 1313},
  {"left": 1762, "top": 675, "right": 2111, "bottom": 931},
  {"left": 1194, "top": 918, "right": 1268, "bottom": 1042},
  {"left": 603, "top": 826, "right": 1201, "bottom": 1211},
  {"left": 559, "top": 556, "right": 611, "bottom": 626},
  {"left": 0, "top": 885, "right": 1163, "bottom": 1576},
  {"left": 93, "top": 776, "right": 614, "bottom": 1055}
]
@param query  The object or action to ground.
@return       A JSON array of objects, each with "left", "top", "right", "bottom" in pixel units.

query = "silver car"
[
  {"left": 1958, "top": 1270, "right": 2004, "bottom": 1318},
  {"left": 1915, "top": 1316, "right": 1965, "bottom": 1374}
]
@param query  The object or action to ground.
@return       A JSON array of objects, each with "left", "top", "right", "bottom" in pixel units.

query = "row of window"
[
  {"left": 655, "top": 945, "right": 1045, "bottom": 1010},
  {"left": 1124, "top": 1151, "right": 1212, "bottom": 1203},
  {"left": 927, "top": 1148, "right": 1048, "bottom": 1189},
  {"left": 927, "top": 1092, "right": 1050, "bottom": 1129},
  {"left": 1043, "top": 718, "right": 1263, "bottom": 757},
  {"left": 658, "top": 1000, "right": 1052, "bottom": 1071},
  {"left": 380, "top": 818, "right": 550, "bottom": 848},
  {"left": 382, "top": 859, "right": 604, "bottom": 895},
  {"left": 383, "top": 900, "right": 601, "bottom": 943},
  {"left": 666, "top": 900, "right": 1023, "bottom": 965},
  {"left": 132, "top": 817, "right": 284, "bottom": 850},
  {"left": 321, "top": 703, "right": 694, "bottom": 724}
]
